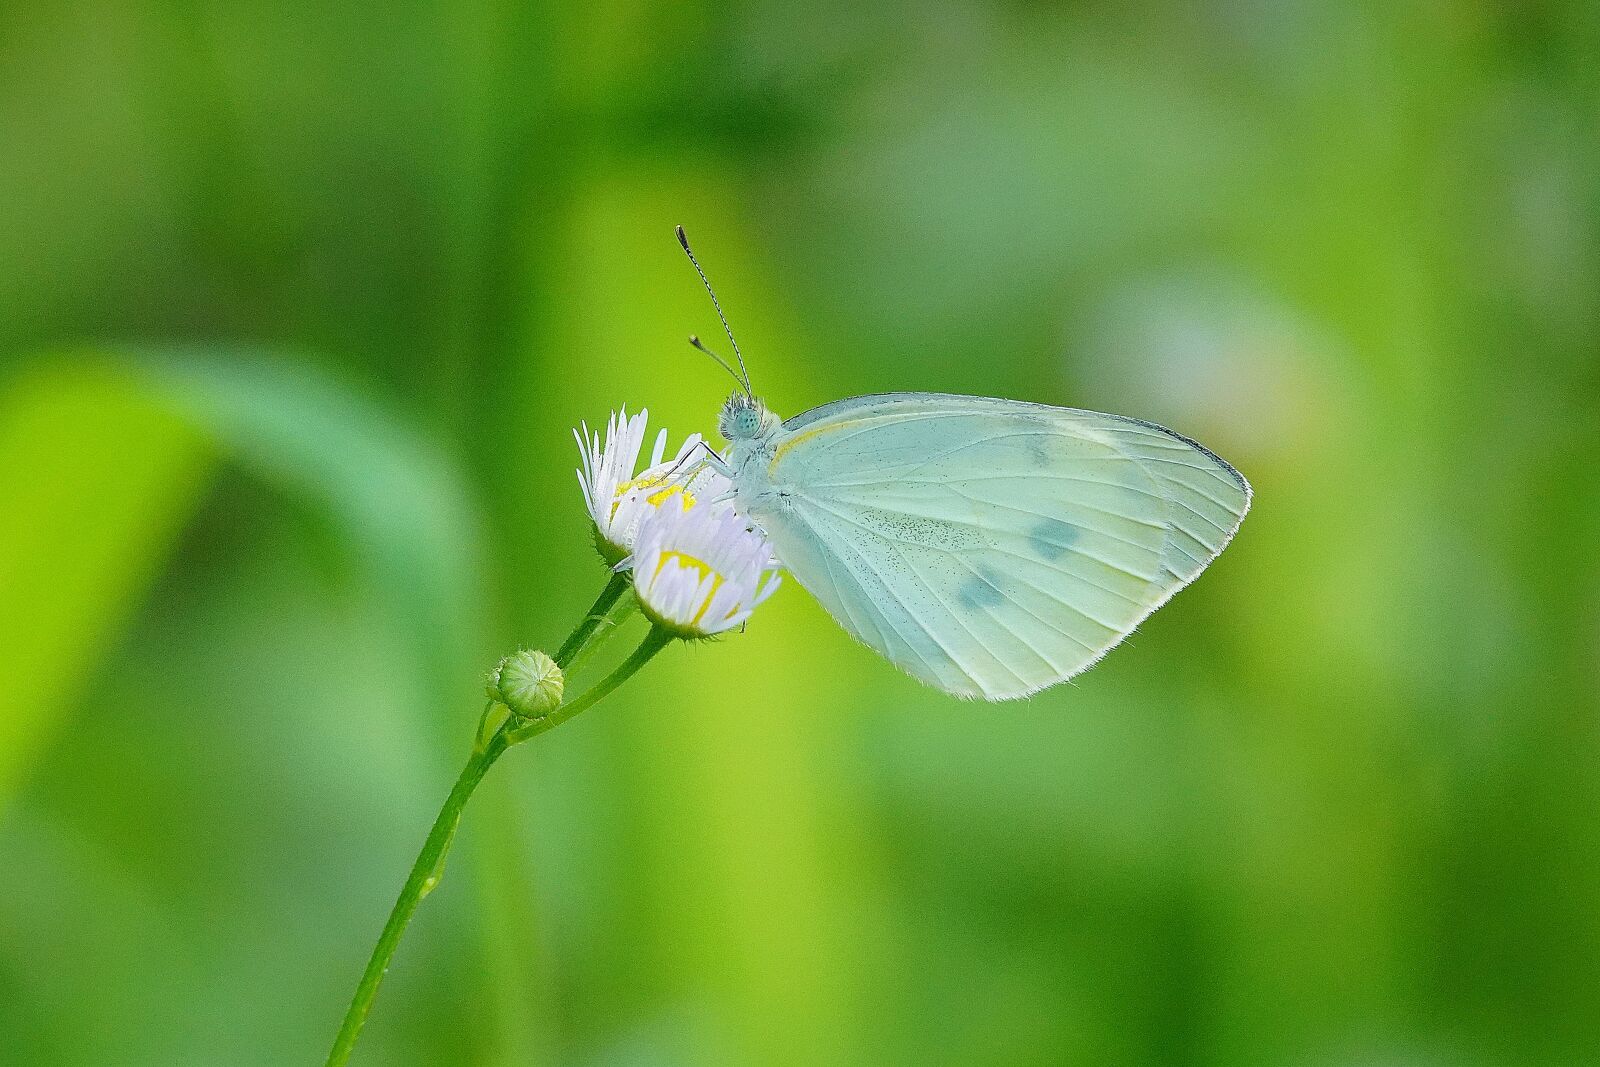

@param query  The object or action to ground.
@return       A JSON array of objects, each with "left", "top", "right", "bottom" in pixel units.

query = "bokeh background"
[{"left": 3, "top": 2, "right": 1598, "bottom": 1064}]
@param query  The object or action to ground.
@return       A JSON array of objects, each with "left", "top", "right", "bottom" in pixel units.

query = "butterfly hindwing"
[{"left": 754, "top": 394, "right": 1250, "bottom": 700}]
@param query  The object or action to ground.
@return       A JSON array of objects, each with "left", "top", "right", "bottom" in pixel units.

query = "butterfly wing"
[{"left": 749, "top": 393, "right": 1250, "bottom": 700}]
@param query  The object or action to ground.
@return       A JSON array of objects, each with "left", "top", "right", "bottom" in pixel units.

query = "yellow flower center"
[{"left": 610, "top": 474, "right": 697, "bottom": 521}]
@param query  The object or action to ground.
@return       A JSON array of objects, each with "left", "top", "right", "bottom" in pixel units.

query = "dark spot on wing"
[
  {"left": 1028, "top": 518, "right": 1079, "bottom": 559},
  {"left": 959, "top": 567, "right": 1008, "bottom": 610}
]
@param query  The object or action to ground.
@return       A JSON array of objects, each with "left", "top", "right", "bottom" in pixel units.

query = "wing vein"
[
  {"left": 804, "top": 499, "right": 1027, "bottom": 691},
  {"left": 799, "top": 501, "right": 984, "bottom": 692},
  {"left": 949, "top": 557, "right": 1102, "bottom": 660},
  {"left": 811, "top": 492, "right": 1151, "bottom": 616}
]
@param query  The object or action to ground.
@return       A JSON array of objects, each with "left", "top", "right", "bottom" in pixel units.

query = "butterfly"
[{"left": 674, "top": 228, "right": 1250, "bottom": 701}]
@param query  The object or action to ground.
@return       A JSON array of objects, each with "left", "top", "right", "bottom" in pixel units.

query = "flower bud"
[{"left": 486, "top": 649, "right": 564, "bottom": 719}]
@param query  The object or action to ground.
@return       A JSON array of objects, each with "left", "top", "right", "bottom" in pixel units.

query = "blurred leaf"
[
  {"left": 0, "top": 359, "right": 213, "bottom": 807},
  {"left": 0, "top": 348, "right": 491, "bottom": 792},
  {"left": 135, "top": 350, "right": 491, "bottom": 732}
]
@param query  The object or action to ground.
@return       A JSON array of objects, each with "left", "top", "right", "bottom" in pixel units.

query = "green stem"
[
  {"left": 563, "top": 588, "right": 637, "bottom": 679},
  {"left": 325, "top": 729, "right": 510, "bottom": 1067},
  {"left": 554, "top": 570, "right": 631, "bottom": 667},
  {"left": 324, "top": 622, "right": 674, "bottom": 1067}
]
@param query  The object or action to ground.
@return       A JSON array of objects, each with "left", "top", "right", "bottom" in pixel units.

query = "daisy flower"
[
  {"left": 575, "top": 408, "right": 731, "bottom": 564},
  {"left": 625, "top": 496, "right": 781, "bottom": 638}
]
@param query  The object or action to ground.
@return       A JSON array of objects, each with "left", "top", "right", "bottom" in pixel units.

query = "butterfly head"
[{"left": 719, "top": 393, "right": 780, "bottom": 442}]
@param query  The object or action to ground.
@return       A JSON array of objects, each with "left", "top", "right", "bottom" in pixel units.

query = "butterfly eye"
[{"left": 719, "top": 396, "right": 767, "bottom": 440}]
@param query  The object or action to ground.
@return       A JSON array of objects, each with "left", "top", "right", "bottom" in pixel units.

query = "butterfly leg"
[{"left": 660, "top": 439, "right": 735, "bottom": 486}]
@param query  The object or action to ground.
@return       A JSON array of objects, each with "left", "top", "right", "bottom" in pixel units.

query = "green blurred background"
[{"left": 2, "top": 2, "right": 1598, "bottom": 1064}]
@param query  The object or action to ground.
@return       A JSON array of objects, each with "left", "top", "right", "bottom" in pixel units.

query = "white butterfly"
[{"left": 674, "top": 229, "right": 1250, "bottom": 701}]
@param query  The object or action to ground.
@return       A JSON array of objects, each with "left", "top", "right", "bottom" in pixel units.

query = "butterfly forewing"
[{"left": 756, "top": 394, "right": 1249, "bottom": 700}]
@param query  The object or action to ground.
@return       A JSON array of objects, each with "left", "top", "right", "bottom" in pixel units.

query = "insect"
[{"left": 674, "top": 227, "right": 1250, "bottom": 701}]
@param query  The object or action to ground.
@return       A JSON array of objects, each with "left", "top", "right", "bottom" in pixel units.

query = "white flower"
[
  {"left": 625, "top": 496, "right": 781, "bottom": 638},
  {"left": 575, "top": 408, "right": 731, "bottom": 564}
]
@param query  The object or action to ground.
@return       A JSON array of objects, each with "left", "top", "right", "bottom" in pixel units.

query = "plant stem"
[
  {"left": 323, "top": 620, "right": 673, "bottom": 1067},
  {"left": 325, "top": 729, "right": 510, "bottom": 1067},
  {"left": 562, "top": 586, "right": 637, "bottom": 679},
  {"left": 554, "top": 570, "right": 631, "bottom": 667}
]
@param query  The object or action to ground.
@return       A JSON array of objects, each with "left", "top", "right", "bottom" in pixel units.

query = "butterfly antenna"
[
  {"left": 676, "top": 225, "right": 751, "bottom": 394},
  {"left": 687, "top": 335, "right": 747, "bottom": 392}
]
